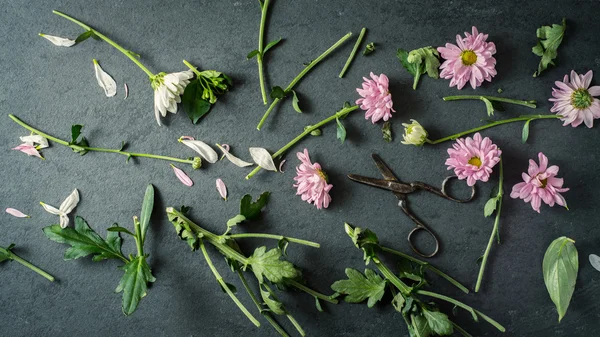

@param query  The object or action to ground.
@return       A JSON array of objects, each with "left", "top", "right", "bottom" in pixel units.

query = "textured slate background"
[{"left": 1, "top": 0, "right": 600, "bottom": 336}]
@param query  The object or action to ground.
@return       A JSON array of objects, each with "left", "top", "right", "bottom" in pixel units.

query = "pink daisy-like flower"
[
  {"left": 510, "top": 152, "right": 569, "bottom": 213},
  {"left": 293, "top": 149, "right": 332, "bottom": 209},
  {"left": 445, "top": 133, "right": 501, "bottom": 186},
  {"left": 437, "top": 27, "right": 497, "bottom": 90},
  {"left": 356, "top": 72, "right": 395, "bottom": 123},
  {"left": 549, "top": 70, "right": 600, "bottom": 128}
]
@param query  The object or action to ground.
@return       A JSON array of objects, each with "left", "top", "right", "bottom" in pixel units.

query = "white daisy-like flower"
[{"left": 152, "top": 71, "right": 194, "bottom": 126}]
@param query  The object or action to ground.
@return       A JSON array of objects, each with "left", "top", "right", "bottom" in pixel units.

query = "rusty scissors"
[{"left": 348, "top": 154, "right": 475, "bottom": 258}]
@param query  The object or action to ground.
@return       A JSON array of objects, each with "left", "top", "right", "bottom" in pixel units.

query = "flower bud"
[
  {"left": 192, "top": 157, "right": 202, "bottom": 170},
  {"left": 401, "top": 119, "right": 428, "bottom": 146}
]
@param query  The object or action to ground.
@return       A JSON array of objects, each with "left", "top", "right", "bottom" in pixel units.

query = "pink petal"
[
  {"left": 216, "top": 178, "right": 227, "bottom": 200},
  {"left": 5, "top": 208, "right": 30, "bottom": 218},
  {"left": 12, "top": 144, "right": 43, "bottom": 158},
  {"left": 180, "top": 136, "right": 195, "bottom": 141},
  {"left": 171, "top": 165, "right": 193, "bottom": 186}
]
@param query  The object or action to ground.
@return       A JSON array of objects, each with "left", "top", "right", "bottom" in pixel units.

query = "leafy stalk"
[
  {"left": 0, "top": 244, "right": 55, "bottom": 282},
  {"left": 443, "top": 95, "right": 537, "bottom": 116},
  {"left": 249, "top": 0, "right": 277, "bottom": 105},
  {"left": 339, "top": 28, "right": 366, "bottom": 78}
]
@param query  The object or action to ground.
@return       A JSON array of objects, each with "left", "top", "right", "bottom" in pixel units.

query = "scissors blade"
[
  {"left": 347, "top": 174, "right": 415, "bottom": 194},
  {"left": 372, "top": 153, "right": 399, "bottom": 181}
]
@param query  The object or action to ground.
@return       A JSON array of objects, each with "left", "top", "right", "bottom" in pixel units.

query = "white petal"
[
  {"left": 20, "top": 135, "right": 49, "bottom": 148},
  {"left": 216, "top": 144, "right": 253, "bottom": 167},
  {"left": 59, "top": 189, "right": 80, "bottom": 214},
  {"left": 154, "top": 91, "right": 163, "bottom": 126},
  {"left": 216, "top": 178, "right": 227, "bottom": 200},
  {"left": 181, "top": 139, "right": 218, "bottom": 163},
  {"left": 40, "top": 202, "right": 62, "bottom": 216},
  {"left": 124, "top": 83, "right": 129, "bottom": 100},
  {"left": 5, "top": 208, "right": 30, "bottom": 218},
  {"left": 93, "top": 60, "right": 117, "bottom": 97},
  {"left": 40, "top": 33, "right": 76, "bottom": 47},
  {"left": 59, "top": 214, "right": 70, "bottom": 229},
  {"left": 249, "top": 147, "right": 277, "bottom": 171},
  {"left": 590, "top": 254, "right": 600, "bottom": 272}
]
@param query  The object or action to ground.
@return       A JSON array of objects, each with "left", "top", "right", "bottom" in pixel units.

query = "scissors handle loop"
[
  {"left": 411, "top": 175, "right": 475, "bottom": 203},
  {"left": 407, "top": 225, "right": 440, "bottom": 258}
]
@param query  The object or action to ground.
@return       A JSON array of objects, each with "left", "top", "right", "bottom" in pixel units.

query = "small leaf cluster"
[
  {"left": 69, "top": 124, "right": 89, "bottom": 155},
  {"left": 397, "top": 47, "right": 440, "bottom": 90},
  {"left": 182, "top": 70, "right": 233, "bottom": 124},
  {"left": 532, "top": 18, "right": 566, "bottom": 77}
]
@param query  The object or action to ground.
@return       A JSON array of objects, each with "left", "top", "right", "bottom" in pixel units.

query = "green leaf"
[
  {"left": 115, "top": 256, "right": 156, "bottom": 316},
  {"left": 315, "top": 297, "right": 324, "bottom": 312},
  {"left": 331, "top": 268, "right": 386, "bottom": 308},
  {"left": 182, "top": 80, "right": 212, "bottom": 124},
  {"left": 484, "top": 197, "right": 498, "bottom": 217},
  {"left": 106, "top": 225, "right": 135, "bottom": 236},
  {"left": 270, "top": 86, "right": 286, "bottom": 100},
  {"left": 423, "top": 309, "right": 454, "bottom": 335},
  {"left": 139, "top": 184, "right": 154, "bottom": 244},
  {"left": 71, "top": 124, "right": 83, "bottom": 143},
  {"left": 239, "top": 192, "right": 270, "bottom": 221},
  {"left": 226, "top": 214, "right": 247, "bottom": 228},
  {"left": 43, "top": 217, "right": 125, "bottom": 262},
  {"left": 410, "top": 314, "right": 432, "bottom": 337},
  {"left": 74, "top": 30, "right": 93, "bottom": 44},
  {"left": 397, "top": 49, "right": 418, "bottom": 76},
  {"left": 260, "top": 284, "right": 286, "bottom": 315},
  {"left": 481, "top": 97, "right": 495, "bottom": 116},
  {"left": 522, "top": 120, "right": 531, "bottom": 143},
  {"left": 543, "top": 236, "right": 578, "bottom": 322},
  {"left": 247, "top": 246, "right": 300, "bottom": 283},
  {"left": 363, "top": 42, "right": 375, "bottom": 56},
  {"left": 247, "top": 49, "right": 260, "bottom": 60},
  {"left": 0, "top": 244, "right": 15, "bottom": 263},
  {"left": 336, "top": 118, "right": 346, "bottom": 144},
  {"left": 382, "top": 121, "right": 392, "bottom": 142},
  {"left": 291, "top": 90, "right": 302, "bottom": 113},
  {"left": 263, "top": 37, "right": 282, "bottom": 55},
  {"left": 532, "top": 18, "right": 566, "bottom": 77},
  {"left": 392, "top": 292, "right": 405, "bottom": 312},
  {"left": 408, "top": 47, "right": 440, "bottom": 79}
]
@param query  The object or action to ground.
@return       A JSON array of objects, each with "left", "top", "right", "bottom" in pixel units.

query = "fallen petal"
[
  {"left": 40, "top": 202, "right": 62, "bottom": 216},
  {"left": 59, "top": 214, "right": 70, "bottom": 229},
  {"left": 93, "top": 59, "right": 117, "bottom": 97},
  {"left": 39, "top": 33, "right": 76, "bottom": 47},
  {"left": 59, "top": 189, "right": 80, "bottom": 214},
  {"left": 12, "top": 144, "right": 43, "bottom": 159},
  {"left": 216, "top": 144, "right": 253, "bottom": 167},
  {"left": 171, "top": 164, "right": 194, "bottom": 186},
  {"left": 278, "top": 159, "right": 287, "bottom": 173},
  {"left": 249, "top": 147, "right": 277, "bottom": 171},
  {"left": 216, "top": 178, "right": 227, "bottom": 200},
  {"left": 5, "top": 208, "right": 30, "bottom": 218},
  {"left": 180, "top": 138, "right": 218, "bottom": 163},
  {"left": 124, "top": 83, "right": 129, "bottom": 100},
  {"left": 219, "top": 144, "right": 230, "bottom": 160},
  {"left": 590, "top": 254, "right": 600, "bottom": 272}
]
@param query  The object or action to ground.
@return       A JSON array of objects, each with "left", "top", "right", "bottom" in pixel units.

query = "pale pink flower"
[
  {"left": 549, "top": 70, "right": 600, "bottom": 128},
  {"left": 216, "top": 178, "right": 227, "bottom": 200},
  {"left": 437, "top": 27, "right": 497, "bottom": 89},
  {"left": 445, "top": 133, "right": 501, "bottom": 186},
  {"left": 6, "top": 208, "right": 30, "bottom": 218},
  {"left": 171, "top": 164, "right": 193, "bottom": 187},
  {"left": 356, "top": 72, "right": 395, "bottom": 123},
  {"left": 510, "top": 152, "right": 569, "bottom": 213},
  {"left": 293, "top": 149, "right": 332, "bottom": 209},
  {"left": 12, "top": 144, "right": 43, "bottom": 159}
]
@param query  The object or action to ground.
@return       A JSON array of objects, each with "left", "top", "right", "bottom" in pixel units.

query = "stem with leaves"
[
  {"left": 443, "top": 95, "right": 537, "bottom": 109},
  {"left": 257, "top": 0, "right": 270, "bottom": 105},
  {"left": 0, "top": 244, "right": 55, "bottom": 282}
]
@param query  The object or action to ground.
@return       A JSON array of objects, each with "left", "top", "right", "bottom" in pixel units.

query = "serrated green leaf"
[
  {"left": 397, "top": 48, "right": 419, "bottom": 76},
  {"left": 532, "top": 18, "right": 566, "bottom": 77},
  {"left": 115, "top": 256, "right": 156, "bottom": 316},
  {"left": 239, "top": 192, "right": 270, "bottom": 221},
  {"left": 291, "top": 90, "right": 302, "bottom": 113},
  {"left": 336, "top": 118, "right": 346, "bottom": 144},
  {"left": 260, "top": 284, "right": 286, "bottom": 315},
  {"left": 363, "top": 42, "right": 375, "bottom": 56},
  {"left": 484, "top": 197, "right": 498, "bottom": 217},
  {"left": 408, "top": 47, "right": 440, "bottom": 79},
  {"left": 74, "top": 30, "right": 93, "bottom": 44},
  {"left": 411, "top": 314, "right": 432, "bottom": 337},
  {"left": 522, "top": 120, "right": 531, "bottom": 143},
  {"left": 331, "top": 268, "right": 385, "bottom": 308},
  {"left": 247, "top": 49, "right": 260, "bottom": 60},
  {"left": 263, "top": 37, "right": 282, "bottom": 54},
  {"left": 139, "top": 184, "right": 154, "bottom": 244},
  {"left": 43, "top": 217, "right": 125, "bottom": 261},
  {"left": 392, "top": 292, "right": 405, "bottom": 312},
  {"left": 226, "top": 214, "right": 246, "bottom": 228},
  {"left": 543, "top": 236, "right": 578, "bottom": 322},
  {"left": 71, "top": 124, "right": 83, "bottom": 143},
  {"left": 423, "top": 309, "right": 454, "bottom": 335},
  {"left": 247, "top": 246, "right": 299, "bottom": 283},
  {"left": 182, "top": 80, "right": 212, "bottom": 124},
  {"left": 270, "top": 86, "right": 286, "bottom": 100},
  {"left": 382, "top": 121, "right": 392, "bottom": 142}
]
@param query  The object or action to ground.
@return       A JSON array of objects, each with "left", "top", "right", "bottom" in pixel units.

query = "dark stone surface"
[{"left": 1, "top": 0, "right": 600, "bottom": 336}]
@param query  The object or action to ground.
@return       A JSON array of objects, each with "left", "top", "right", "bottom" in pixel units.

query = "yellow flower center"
[
  {"left": 317, "top": 169, "right": 329, "bottom": 182},
  {"left": 468, "top": 156, "right": 482, "bottom": 168},
  {"left": 460, "top": 50, "right": 477, "bottom": 66}
]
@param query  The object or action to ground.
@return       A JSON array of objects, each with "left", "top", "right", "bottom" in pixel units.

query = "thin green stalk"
[
  {"left": 373, "top": 258, "right": 412, "bottom": 294},
  {"left": 451, "top": 321, "right": 473, "bottom": 337},
  {"left": 285, "top": 279, "right": 338, "bottom": 304},
  {"left": 257, "top": 0, "right": 270, "bottom": 105},
  {"left": 247, "top": 105, "right": 359, "bottom": 179},
  {"left": 339, "top": 28, "right": 366, "bottom": 78},
  {"left": 9, "top": 252, "right": 55, "bottom": 282},
  {"left": 228, "top": 233, "right": 320, "bottom": 248},
  {"left": 9, "top": 114, "right": 195, "bottom": 165},
  {"left": 183, "top": 59, "right": 202, "bottom": 77},
  {"left": 443, "top": 95, "right": 537, "bottom": 109},
  {"left": 286, "top": 314, "right": 306, "bottom": 337},
  {"left": 133, "top": 216, "right": 144, "bottom": 257},
  {"left": 199, "top": 240, "right": 260, "bottom": 327},
  {"left": 380, "top": 246, "right": 469, "bottom": 294},
  {"left": 52, "top": 10, "right": 154, "bottom": 78},
  {"left": 426, "top": 114, "right": 560, "bottom": 145},
  {"left": 475, "top": 159, "right": 504, "bottom": 293},
  {"left": 256, "top": 32, "right": 353, "bottom": 130}
]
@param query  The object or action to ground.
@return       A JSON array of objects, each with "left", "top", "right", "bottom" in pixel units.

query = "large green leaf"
[
  {"left": 239, "top": 192, "right": 270, "bottom": 221},
  {"left": 182, "top": 80, "right": 212, "bottom": 124},
  {"left": 331, "top": 268, "right": 386, "bottom": 307},
  {"left": 543, "top": 236, "right": 578, "bottom": 322},
  {"left": 115, "top": 256, "right": 156, "bottom": 316},
  {"left": 532, "top": 18, "right": 566, "bottom": 77},
  {"left": 247, "top": 246, "right": 299, "bottom": 283},
  {"left": 422, "top": 309, "right": 454, "bottom": 335},
  {"left": 139, "top": 184, "right": 154, "bottom": 244}
]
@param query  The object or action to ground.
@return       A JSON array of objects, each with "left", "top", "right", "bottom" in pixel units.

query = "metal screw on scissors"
[{"left": 347, "top": 154, "right": 475, "bottom": 258}]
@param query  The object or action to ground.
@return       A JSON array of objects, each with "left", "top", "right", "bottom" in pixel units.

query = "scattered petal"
[
  {"left": 179, "top": 137, "right": 218, "bottom": 163},
  {"left": 249, "top": 147, "right": 277, "bottom": 171},
  {"left": 40, "top": 202, "right": 61, "bottom": 216},
  {"left": 12, "top": 144, "right": 43, "bottom": 159},
  {"left": 216, "top": 144, "right": 253, "bottom": 167},
  {"left": 124, "top": 83, "right": 129, "bottom": 100},
  {"left": 590, "top": 254, "right": 600, "bottom": 272},
  {"left": 216, "top": 178, "right": 227, "bottom": 200},
  {"left": 5, "top": 208, "right": 30, "bottom": 218},
  {"left": 19, "top": 135, "right": 49, "bottom": 148},
  {"left": 219, "top": 144, "right": 230, "bottom": 160},
  {"left": 40, "top": 189, "right": 80, "bottom": 228},
  {"left": 171, "top": 164, "right": 193, "bottom": 186},
  {"left": 278, "top": 159, "right": 287, "bottom": 173},
  {"left": 93, "top": 59, "right": 117, "bottom": 97},
  {"left": 39, "top": 33, "right": 76, "bottom": 47}
]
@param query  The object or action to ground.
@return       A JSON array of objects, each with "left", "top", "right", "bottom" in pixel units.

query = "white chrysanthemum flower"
[
  {"left": 152, "top": 71, "right": 193, "bottom": 126},
  {"left": 401, "top": 119, "right": 428, "bottom": 146}
]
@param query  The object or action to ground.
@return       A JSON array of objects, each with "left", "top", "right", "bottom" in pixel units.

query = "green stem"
[
  {"left": 9, "top": 252, "right": 55, "bottom": 282},
  {"left": 443, "top": 95, "right": 537, "bottom": 109},
  {"left": 256, "top": 32, "right": 353, "bottom": 130},
  {"left": 286, "top": 314, "right": 306, "bottom": 337},
  {"left": 247, "top": 105, "right": 359, "bottom": 178},
  {"left": 182, "top": 59, "right": 202, "bottom": 77},
  {"left": 285, "top": 279, "right": 338, "bottom": 304},
  {"left": 52, "top": 10, "right": 154, "bottom": 78},
  {"left": 257, "top": 0, "right": 270, "bottom": 105},
  {"left": 9, "top": 114, "right": 195, "bottom": 165},
  {"left": 451, "top": 321, "right": 473, "bottom": 337},
  {"left": 199, "top": 240, "right": 260, "bottom": 327},
  {"left": 373, "top": 257, "right": 412, "bottom": 294},
  {"left": 133, "top": 216, "right": 144, "bottom": 257},
  {"left": 380, "top": 246, "right": 469, "bottom": 294},
  {"left": 228, "top": 233, "right": 320, "bottom": 248},
  {"left": 339, "top": 28, "right": 366, "bottom": 78},
  {"left": 475, "top": 159, "right": 504, "bottom": 293},
  {"left": 426, "top": 114, "right": 560, "bottom": 145}
]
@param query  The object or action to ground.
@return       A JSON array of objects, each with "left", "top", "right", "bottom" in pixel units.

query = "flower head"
[
  {"left": 356, "top": 72, "right": 395, "bottom": 123},
  {"left": 510, "top": 152, "right": 569, "bottom": 213},
  {"left": 437, "top": 27, "right": 497, "bottom": 89},
  {"left": 152, "top": 71, "right": 194, "bottom": 126},
  {"left": 401, "top": 120, "right": 428, "bottom": 146},
  {"left": 549, "top": 70, "right": 600, "bottom": 128},
  {"left": 293, "top": 149, "right": 333, "bottom": 209},
  {"left": 445, "top": 133, "right": 501, "bottom": 186}
]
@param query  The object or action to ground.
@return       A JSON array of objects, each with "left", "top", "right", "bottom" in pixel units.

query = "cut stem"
[
  {"left": 257, "top": 0, "right": 270, "bottom": 105},
  {"left": 285, "top": 279, "right": 338, "bottom": 304},
  {"left": 133, "top": 216, "right": 144, "bottom": 257},
  {"left": 228, "top": 233, "right": 320, "bottom": 248},
  {"left": 247, "top": 105, "right": 359, "bottom": 179},
  {"left": 475, "top": 159, "right": 504, "bottom": 293},
  {"left": 256, "top": 32, "right": 353, "bottom": 130},
  {"left": 9, "top": 252, "right": 55, "bottom": 282},
  {"left": 339, "top": 28, "right": 366, "bottom": 78},
  {"left": 373, "top": 257, "right": 412, "bottom": 294},
  {"left": 443, "top": 95, "right": 537, "bottom": 109}
]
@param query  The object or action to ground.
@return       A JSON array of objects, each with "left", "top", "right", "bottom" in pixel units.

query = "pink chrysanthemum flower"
[
  {"left": 510, "top": 152, "right": 569, "bottom": 213},
  {"left": 356, "top": 72, "right": 395, "bottom": 123},
  {"left": 437, "top": 27, "right": 497, "bottom": 90},
  {"left": 549, "top": 70, "right": 600, "bottom": 128},
  {"left": 445, "top": 133, "right": 501, "bottom": 186},
  {"left": 293, "top": 149, "right": 332, "bottom": 209}
]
